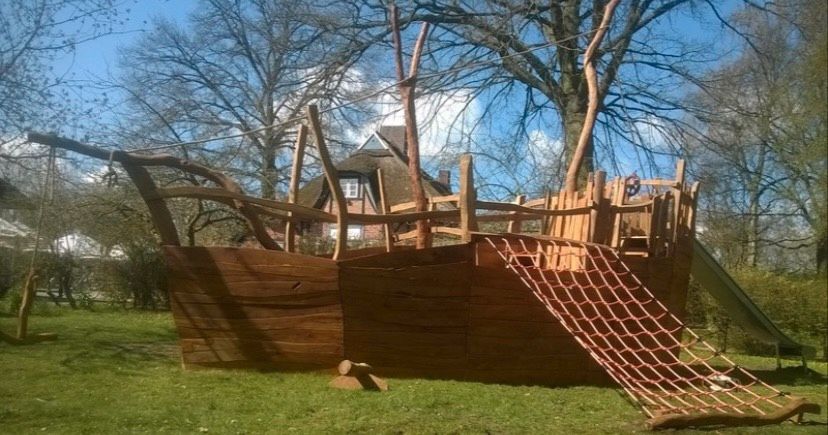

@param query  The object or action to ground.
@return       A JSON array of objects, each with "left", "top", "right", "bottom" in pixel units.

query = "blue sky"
[
  {"left": 53, "top": 1, "right": 196, "bottom": 83},
  {"left": 46, "top": 0, "right": 745, "bottom": 199}
]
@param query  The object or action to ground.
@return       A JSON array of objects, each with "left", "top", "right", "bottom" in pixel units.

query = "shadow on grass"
[
  {"left": 59, "top": 337, "right": 179, "bottom": 373},
  {"left": 746, "top": 366, "right": 827, "bottom": 386}
]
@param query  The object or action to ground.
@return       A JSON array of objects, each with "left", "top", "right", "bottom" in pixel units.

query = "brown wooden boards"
[
  {"left": 164, "top": 246, "right": 344, "bottom": 369},
  {"left": 162, "top": 240, "right": 688, "bottom": 387}
]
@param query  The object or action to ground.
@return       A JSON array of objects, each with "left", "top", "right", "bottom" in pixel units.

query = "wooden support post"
[
  {"left": 671, "top": 159, "right": 686, "bottom": 254},
  {"left": 376, "top": 168, "right": 394, "bottom": 252},
  {"left": 122, "top": 165, "right": 181, "bottom": 246},
  {"left": 307, "top": 105, "right": 348, "bottom": 260},
  {"left": 610, "top": 177, "right": 625, "bottom": 249},
  {"left": 16, "top": 270, "right": 37, "bottom": 339},
  {"left": 589, "top": 171, "right": 606, "bottom": 243},
  {"left": 507, "top": 194, "right": 526, "bottom": 234},
  {"left": 285, "top": 125, "right": 308, "bottom": 253},
  {"left": 459, "top": 154, "right": 477, "bottom": 242},
  {"left": 686, "top": 181, "right": 701, "bottom": 233},
  {"left": 541, "top": 190, "right": 553, "bottom": 235},
  {"left": 648, "top": 195, "right": 663, "bottom": 256}
]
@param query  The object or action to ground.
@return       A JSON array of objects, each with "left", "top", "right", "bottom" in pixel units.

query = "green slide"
[{"left": 691, "top": 238, "right": 807, "bottom": 357}]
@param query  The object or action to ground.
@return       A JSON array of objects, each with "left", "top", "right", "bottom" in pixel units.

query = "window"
[
  {"left": 328, "top": 224, "right": 363, "bottom": 240},
  {"left": 340, "top": 177, "right": 360, "bottom": 198}
]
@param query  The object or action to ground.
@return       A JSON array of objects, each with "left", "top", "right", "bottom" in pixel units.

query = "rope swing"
[{"left": 0, "top": 145, "right": 58, "bottom": 345}]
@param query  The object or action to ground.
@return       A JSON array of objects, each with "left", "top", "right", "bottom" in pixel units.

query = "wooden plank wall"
[
  {"left": 471, "top": 241, "right": 608, "bottom": 385},
  {"left": 164, "top": 247, "right": 344, "bottom": 369},
  {"left": 163, "top": 242, "right": 690, "bottom": 386},
  {"left": 339, "top": 244, "right": 473, "bottom": 379},
  {"left": 339, "top": 243, "right": 608, "bottom": 386}
]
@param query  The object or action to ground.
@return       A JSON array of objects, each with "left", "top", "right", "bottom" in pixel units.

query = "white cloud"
[{"left": 370, "top": 85, "right": 480, "bottom": 156}]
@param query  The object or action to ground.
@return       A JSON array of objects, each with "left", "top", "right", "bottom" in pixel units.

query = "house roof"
[
  {"left": 297, "top": 133, "right": 452, "bottom": 209},
  {"left": 0, "top": 178, "right": 32, "bottom": 209}
]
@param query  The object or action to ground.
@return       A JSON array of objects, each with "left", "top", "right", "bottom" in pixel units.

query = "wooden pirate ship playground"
[{"left": 28, "top": 110, "right": 820, "bottom": 429}]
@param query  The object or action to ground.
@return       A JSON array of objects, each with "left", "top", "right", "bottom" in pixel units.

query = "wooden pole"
[
  {"left": 563, "top": 0, "right": 620, "bottom": 192},
  {"left": 589, "top": 171, "right": 606, "bottom": 243},
  {"left": 27, "top": 132, "right": 278, "bottom": 250},
  {"left": 285, "top": 125, "right": 308, "bottom": 253},
  {"left": 306, "top": 105, "right": 348, "bottom": 260},
  {"left": 671, "top": 159, "right": 686, "bottom": 254},
  {"left": 390, "top": 5, "right": 431, "bottom": 249},
  {"left": 507, "top": 194, "right": 526, "bottom": 234},
  {"left": 541, "top": 190, "right": 553, "bottom": 235},
  {"left": 459, "top": 154, "right": 477, "bottom": 242},
  {"left": 610, "top": 176, "right": 625, "bottom": 249},
  {"left": 122, "top": 165, "right": 181, "bottom": 246},
  {"left": 376, "top": 168, "right": 394, "bottom": 252}
]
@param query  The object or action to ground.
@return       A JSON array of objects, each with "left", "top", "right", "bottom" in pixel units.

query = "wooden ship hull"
[
  {"left": 166, "top": 237, "right": 691, "bottom": 385},
  {"left": 28, "top": 131, "right": 698, "bottom": 385},
  {"left": 31, "top": 130, "right": 820, "bottom": 429}
]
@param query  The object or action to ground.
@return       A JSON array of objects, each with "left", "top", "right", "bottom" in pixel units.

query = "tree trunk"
[
  {"left": 562, "top": 107, "right": 594, "bottom": 184},
  {"left": 747, "top": 199, "right": 759, "bottom": 267},
  {"left": 817, "top": 232, "right": 827, "bottom": 275},
  {"left": 261, "top": 144, "right": 277, "bottom": 199}
]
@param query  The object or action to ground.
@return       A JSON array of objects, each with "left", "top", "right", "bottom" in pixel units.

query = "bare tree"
[
  {"left": 685, "top": 1, "right": 827, "bottom": 272},
  {"left": 0, "top": 0, "right": 120, "bottom": 139},
  {"left": 115, "top": 0, "right": 376, "bottom": 198},
  {"left": 343, "top": 1, "right": 747, "bottom": 191}
]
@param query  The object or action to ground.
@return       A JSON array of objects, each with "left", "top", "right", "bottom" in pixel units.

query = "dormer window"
[{"left": 340, "top": 177, "right": 360, "bottom": 198}]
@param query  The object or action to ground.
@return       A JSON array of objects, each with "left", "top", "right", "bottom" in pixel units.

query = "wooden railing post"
[
  {"left": 610, "top": 176, "right": 625, "bottom": 249},
  {"left": 285, "top": 125, "right": 308, "bottom": 253},
  {"left": 589, "top": 171, "right": 606, "bottom": 243},
  {"left": 671, "top": 159, "right": 686, "bottom": 254},
  {"left": 459, "top": 154, "right": 477, "bottom": 242},
  {"left": 507, "top": 194, "right": 526, "bottom": 234},
  {"left": 541, "top": 190, "right": 553, "bottom": 235},
  {"left": 307, "top": 105, "right": 348, "bottom": 260},
  {"left": 376, "top": 168, "right": 394, "bottom": 252}
]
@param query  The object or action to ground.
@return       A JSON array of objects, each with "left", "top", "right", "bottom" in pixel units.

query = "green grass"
[{"left": 0, "top": 308, "right": 826, "bottom": 434}]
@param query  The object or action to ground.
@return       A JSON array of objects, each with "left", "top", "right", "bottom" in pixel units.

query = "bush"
[
  {"left": 114, "top": 243, "right": 168, "bottom": 310},
  {"left": 686, "top": 269, "right": 828, "bottom": 360}
]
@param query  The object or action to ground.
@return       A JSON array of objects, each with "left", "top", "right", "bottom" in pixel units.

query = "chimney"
[{"left": 438, "top": 170, "right": 451, "bottom": 187}]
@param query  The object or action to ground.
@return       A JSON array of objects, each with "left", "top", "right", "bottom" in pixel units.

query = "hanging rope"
[{"left": 1, "top": 145, "right": 58, "bottom": 344}]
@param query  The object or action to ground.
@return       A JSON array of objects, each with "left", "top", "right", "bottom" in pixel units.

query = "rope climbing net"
[{"left": 483, "top": 235, "right": 817, "bottom": 429}]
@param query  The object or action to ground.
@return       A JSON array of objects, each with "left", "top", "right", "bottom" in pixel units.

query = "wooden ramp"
[{"left": 481, "top": 234, "right": 820, "bottom": 430}]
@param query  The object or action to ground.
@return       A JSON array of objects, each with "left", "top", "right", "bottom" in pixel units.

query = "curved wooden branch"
[
  {"left": 27, "top": 133, "right": 280, "bottom": 250},
  {"left": 152, "top": 186, "right": 336, "bottom": 222},
  {"left": 564, "top": 0, "right": 620, "bottom": 192},
  {"left": 646, "top": 397, "right": 821, "bottom": 430}
]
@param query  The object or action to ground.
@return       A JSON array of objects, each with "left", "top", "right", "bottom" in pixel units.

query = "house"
[{"left": 296, "top": 126, "right": 452, "bottom": 244}]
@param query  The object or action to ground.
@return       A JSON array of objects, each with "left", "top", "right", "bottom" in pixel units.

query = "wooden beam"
[
  {"left": 671, "top": 159, "right": 687, "bottom": 253},
  {"left": 589, "top": 171, "right": 606, "bottom": 243},
  {"left": 152, "top": 186, "right": 336, "bottom": 222},
  {"left": 507, "top": 194, "right": 526, "bottom": 233},
  {"left": 27, "top": 132, "right": 279, "bottom": 250},
  {"left": 376, "top": 168, "right": 394, "bottom": 252},
  {"left": 307, "top": 105, "right": 348, "bottom": 260},
  {"left": 285, "top": 125, "right": 308, "bottom": 253},
  {"left": 610, "top": 177, "right": 625, "bottom": 249},
  {"left": 459, "top": 154, "right": 477, "bottom": 242},
  {"left": 122, "top": 165, "right": 180, "bottom": 246},
  {"left": 350, "top": 209, "right": 459, "bottom": 225}
]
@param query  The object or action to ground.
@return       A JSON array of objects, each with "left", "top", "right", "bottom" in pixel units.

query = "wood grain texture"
[{"left": 164, "top": 246, "right": 344, "bottom": 369}]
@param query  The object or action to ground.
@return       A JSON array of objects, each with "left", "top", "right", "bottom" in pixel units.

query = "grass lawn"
[{"left": 1, "top": 308, "right": 826, "bottom": 434}]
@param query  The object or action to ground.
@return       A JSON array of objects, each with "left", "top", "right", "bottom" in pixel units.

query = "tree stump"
[{"left": 329, "top": 360, "right": 388, "bottom": 391}]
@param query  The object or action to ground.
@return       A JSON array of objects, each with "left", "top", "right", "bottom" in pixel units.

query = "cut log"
[{"left": 329, "top": 359, "right": 388, "bottom": 391}]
